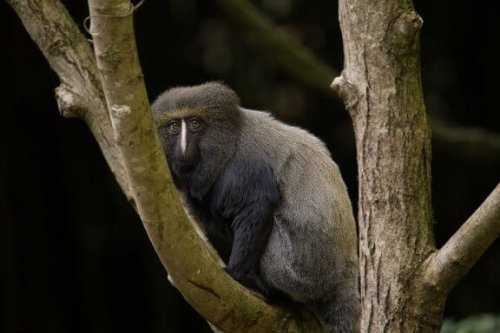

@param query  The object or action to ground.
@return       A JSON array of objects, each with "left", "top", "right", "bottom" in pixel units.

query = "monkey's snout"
[{"left": 175, "top": 142, "right": 199, "bottom": 168}]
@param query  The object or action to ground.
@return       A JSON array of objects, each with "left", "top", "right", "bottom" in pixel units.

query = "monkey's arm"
[
  {"left": 214, "top": 159, "right": 280, "bottom": 294},
  {"left": 183, "top": 195, "right": 232, "bottom": 238}
]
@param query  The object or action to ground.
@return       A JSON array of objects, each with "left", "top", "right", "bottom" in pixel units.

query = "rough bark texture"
[
  {"left": 332, "top": 0, "right": 500, "bottom": 332},
  {"left": 332, "top": 1, "right": 438, "bottom": 332}
]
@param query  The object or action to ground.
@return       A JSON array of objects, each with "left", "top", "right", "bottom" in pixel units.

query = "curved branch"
[
  {"left": 423, "top": 183, "right": 500, "bottom": 293},
  {"left": 7, "top": 0, "right": 322, "bottom": 331},
  {"left": 84, "top": 1, "right": 322, "bottom": 332}
]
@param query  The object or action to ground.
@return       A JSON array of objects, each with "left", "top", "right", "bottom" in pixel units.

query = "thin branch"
[
  {"left": 423, "top": 183, "right": 500, "bottom": 293},
  {"left": 6, "top": 0, "right": 133, "bottom": 199}
]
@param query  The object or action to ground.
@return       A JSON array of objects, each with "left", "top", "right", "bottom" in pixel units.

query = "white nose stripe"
[{"left": 180, "top": 119, "right": 187, "bottom": 155}]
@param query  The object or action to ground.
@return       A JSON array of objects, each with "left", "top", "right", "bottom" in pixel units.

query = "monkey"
[{"left": 151, "top": 82, "right": 360, "bottom": 333}]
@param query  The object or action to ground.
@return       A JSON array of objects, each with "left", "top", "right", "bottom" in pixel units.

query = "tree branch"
[
  {"left": 6, "top": 0, "right": 133, "bottom": 199},
  {"left": 7, "top": 0, "right": 322, "bottom": 331},
  {"left": 86, "top": 1, "right": 321, "bottom": 331},
  {"left": 333, "top": 0, "right": 446, "bottom": 329},
  {"left": 423, "top": 183, "right": 500, "bottom": 293}
]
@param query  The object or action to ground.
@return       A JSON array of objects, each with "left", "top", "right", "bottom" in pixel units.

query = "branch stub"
[{"left": 331, "top": 74, "right": 361, "bottom": 116}]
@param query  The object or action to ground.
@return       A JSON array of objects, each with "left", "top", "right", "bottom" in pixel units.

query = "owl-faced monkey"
[{"left": 152, "top": 82, "right": 360, "bottom": 333}]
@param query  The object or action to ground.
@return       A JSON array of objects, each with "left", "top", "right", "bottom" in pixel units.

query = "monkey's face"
[
  {"left": 152, "top": 82, "right": 242, "bottom": 194},
  {"left": 159, "top": 114, "right": 205, "bottom": 175}
]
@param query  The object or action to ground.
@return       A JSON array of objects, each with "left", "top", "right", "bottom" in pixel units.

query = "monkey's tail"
[{"left": 307, "top": 294, "right": 360, "bottom": 333}]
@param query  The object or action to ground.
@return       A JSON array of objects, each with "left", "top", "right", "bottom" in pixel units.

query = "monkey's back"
[{"left": 236, "top": 108, "right": 358, "bottom": 302}]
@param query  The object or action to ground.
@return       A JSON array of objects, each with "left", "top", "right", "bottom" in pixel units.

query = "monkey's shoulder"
[
  {"left": 239, "top": 108, "right": 332, "bottom": 158},
  {"left": 237, "top": 109, "right": 340, "bottom": 180}
]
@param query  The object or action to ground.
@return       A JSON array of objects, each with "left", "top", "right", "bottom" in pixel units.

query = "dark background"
[{"left": 1, "top": 1, "right": 499, "bottom": 332}]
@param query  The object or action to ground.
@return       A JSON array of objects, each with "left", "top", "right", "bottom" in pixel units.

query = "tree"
[{"left": 5, "top": 0, "right": 499, "bottom": 332}]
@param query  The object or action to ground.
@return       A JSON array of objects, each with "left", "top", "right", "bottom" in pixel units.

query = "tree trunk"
[
  {"left": 333, "top": 0, "right": 500, "bottom": 331},
  {"left": 332, "top": 1, "right": 440, "bottom": 331}
]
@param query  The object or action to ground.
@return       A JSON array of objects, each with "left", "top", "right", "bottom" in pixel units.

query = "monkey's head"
[{"left": 152, "top": 82, "right": 242, "bottom": 195}]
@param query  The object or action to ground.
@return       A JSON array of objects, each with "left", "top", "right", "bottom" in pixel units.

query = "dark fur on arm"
[{"left": 213, "top": 159, "right": 280, "bottom": 295}]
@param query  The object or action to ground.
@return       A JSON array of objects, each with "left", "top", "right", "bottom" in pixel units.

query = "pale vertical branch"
[
  {"left": 332, "top": 1, "right": 439, "bottom": 331},
  {"left": 333, "top": 0, "right": 500, "bottom": 331},
  {"left": 6, "top": 0, "right": 132, "bottom": 199}
]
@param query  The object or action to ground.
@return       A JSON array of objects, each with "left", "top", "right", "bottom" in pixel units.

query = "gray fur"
[{"left": 152, "top": 82, "right": 360, "bottom": 333}]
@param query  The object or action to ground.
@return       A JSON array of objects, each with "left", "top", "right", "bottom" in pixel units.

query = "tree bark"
[
  {"left": 422, "top": 183, "right": 500, "bottom": 295},
  {"left": 332, "top": 0, "right": 500, "bottom": 332},
  {"left": 5, "top": 0, "right": 133, "bottom": 199},
  {"left": 333, "top": 3, "right": 437, "bottom": 330}
]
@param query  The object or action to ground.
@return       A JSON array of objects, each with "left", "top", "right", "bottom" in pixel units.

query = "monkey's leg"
[
  {"left": 226, "top": 210, "right": 274, "bottom": 295},
  {"left": 216, "top": 160, "right": 280, "bottom": 296},
  {"left": 307, "top": 287, "right": 361, "bottom": 333}
]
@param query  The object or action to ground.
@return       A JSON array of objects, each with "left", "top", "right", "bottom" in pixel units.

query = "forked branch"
[
  {"left": 7, "top": 0, "right": 322, "bottom": 331},
  {"left": 6, "top": 0, "right": 133, "bottom": 198},
  {"left": 86, "top": 1, "right": 322, "bottom": 332}
]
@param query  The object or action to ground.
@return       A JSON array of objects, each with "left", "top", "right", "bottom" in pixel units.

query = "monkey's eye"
[
  {"left": 188, "top": 118, "right": 202, "bottom": 131},
  {"left": 167, "top": 120, "right": 181, "bottom": 134}
]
